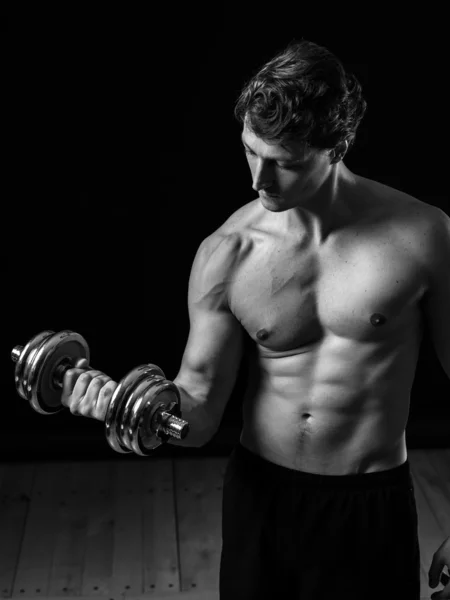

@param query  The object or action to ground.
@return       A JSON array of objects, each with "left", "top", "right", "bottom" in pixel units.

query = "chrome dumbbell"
[{"left": 12, "top": 330, "right": 190, "bottom": 456}]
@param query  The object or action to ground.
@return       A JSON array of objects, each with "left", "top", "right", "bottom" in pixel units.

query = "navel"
[
  {"left": 256, "top": 328, "right": 269, "bottom": 341},
  {"left": 370, "top": 313, "right": 387, "bottom": 327}
]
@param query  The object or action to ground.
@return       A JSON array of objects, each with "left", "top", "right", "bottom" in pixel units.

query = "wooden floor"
[{"left": 0, "top": 448, "right": 449, "bottom": 600}]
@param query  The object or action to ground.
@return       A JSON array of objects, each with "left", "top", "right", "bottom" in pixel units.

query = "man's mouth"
[{"left": 261, "top": 192, "right": 281, "bottom": 199}]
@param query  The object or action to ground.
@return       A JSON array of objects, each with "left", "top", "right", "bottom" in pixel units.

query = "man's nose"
[{"left": 252, "top": 160, "right": 273, "bottom": 192}]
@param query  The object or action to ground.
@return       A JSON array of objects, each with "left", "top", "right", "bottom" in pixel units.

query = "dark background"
[{"left": 4, "top": 9, "right": 449, "bottom": 461}]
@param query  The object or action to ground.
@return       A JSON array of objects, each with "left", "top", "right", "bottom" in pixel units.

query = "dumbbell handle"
[{"left": 11, "top": 345, "right": 189, "bottom": 441}]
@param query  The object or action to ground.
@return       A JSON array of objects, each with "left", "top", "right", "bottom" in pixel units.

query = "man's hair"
[{"left": 234, "top": 39, "right": 367, "bottom": 153}]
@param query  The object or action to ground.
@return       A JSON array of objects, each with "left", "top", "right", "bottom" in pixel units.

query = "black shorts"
[{"left": 220, "top": 442, "right": 420, "bottom": 600}]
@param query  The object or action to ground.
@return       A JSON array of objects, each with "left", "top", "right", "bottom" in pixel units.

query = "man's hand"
[
  {"left": 61, "top": 358, "right": 119, "bottom": 421},
  {"left": 429, "top": 536, "right": 450, "bottom": 599}
]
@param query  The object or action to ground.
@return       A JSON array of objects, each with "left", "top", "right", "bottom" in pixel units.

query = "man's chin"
[{"left": 260, "top": 193, "right": 285, "bottom": 211}]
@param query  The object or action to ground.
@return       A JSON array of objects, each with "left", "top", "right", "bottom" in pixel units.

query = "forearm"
[{"left": 166, "top": 384, "right": 216, "bottom": 448}]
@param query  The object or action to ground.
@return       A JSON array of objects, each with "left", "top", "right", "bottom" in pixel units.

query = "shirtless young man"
[{"left": 62, "top": 40, "right": 450, "bottom": 599}]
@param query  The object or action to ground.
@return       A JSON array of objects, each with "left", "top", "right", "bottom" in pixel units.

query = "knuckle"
[
  {"left": 98, "top": 386, "right": 111, "bottom": 400},
  {"left": 88, "top": 375, "right": 104, "bottom": 388},
  {"left": 77, "top": 372, "right": 92, "bottom": 383},
  {"left": 103, "top": 381, "right": 118, "bottom": 401},
  {"left": 95, "top": 382, "right": 117, "bottom": 420},
  {"left": 75, "top": 371, "right": 91, "bottom": 386},
  {"left": 89, "top": 371, "right": 106, "bottom": 381},
  {"left": 98, "top": 386, "right": 113, "bottom": 405},
  {"left": 104, "top": 379, "right": 117, "bottom": 391}
]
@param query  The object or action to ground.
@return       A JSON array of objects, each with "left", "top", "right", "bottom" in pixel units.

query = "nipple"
[
  {"left": 370, "top": 313, "right": 386, "bottom": 327},
  {"left": 256, "top": 329, "right": 269, "bottom": 341}
]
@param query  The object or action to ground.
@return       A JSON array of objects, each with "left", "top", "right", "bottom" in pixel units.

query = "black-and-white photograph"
[{"left": 3, "top": 9, "right": 449, "bottom": 600}]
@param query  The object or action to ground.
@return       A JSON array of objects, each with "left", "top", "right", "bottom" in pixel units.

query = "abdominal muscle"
[{"left": 239, "top": 334, "right": 419, "bottom": 475}]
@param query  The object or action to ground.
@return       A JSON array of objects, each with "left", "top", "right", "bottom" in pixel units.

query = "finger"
[
  {"left": 62, "top": 370, "right": 105, "bottom": 410},
  {"left": 74, "top": 358, "right": 90, "bottom": 369},
  {"left": 63, "top": 369, "right": 103, "bottom": 396},
  {"left": 76, "top": 375, "right": 114, "bottom": 418},
  {"left": 430, "top": 553, "right": 445, "bottom": 588},
  {"left": 91, "top": 380, "right": 119, "bottom": 421},
  {"left": 61, "top": 368, "right": 90, "bottom": 403}
]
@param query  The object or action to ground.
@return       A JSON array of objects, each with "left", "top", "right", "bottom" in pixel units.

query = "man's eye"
[
  {"left": 279, "top": 164, "right": 300, "bottom": 170},
  {"left": 243, "top": 150, "right": 301, "bottom": 170}
]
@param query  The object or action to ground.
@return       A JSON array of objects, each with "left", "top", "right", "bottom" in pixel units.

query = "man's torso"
[{"left": 216, "top": 175, "right": 434, "bottom": 474}]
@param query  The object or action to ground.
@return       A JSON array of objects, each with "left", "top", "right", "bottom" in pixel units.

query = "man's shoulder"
[
  {"left": 194, "top": 202, "right": 258, "bottom": 306},
  {"left": 387, "top": 189, "right": 447, "bottom": 241},
  {"left": 198, "top": 203, "right": 254, "bottom": 272},
  {"left": 204, "top": 200, "right": 258, "bottom": 253},
  {"left": 360, "top": 176, "right": 444, "bottom": 231},
  {"left": 215, "top": 199, "right": 259, "bottom": 236},
  {"left": 363, "top": 178, "right": 449, "bottom": 279}
]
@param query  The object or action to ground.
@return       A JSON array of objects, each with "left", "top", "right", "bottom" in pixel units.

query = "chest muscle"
[{"left": 229, "top": 234, "right": 426, "bottom": 353}]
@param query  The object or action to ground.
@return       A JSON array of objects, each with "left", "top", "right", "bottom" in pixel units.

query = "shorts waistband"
[{"left": 233, "top": 442, "right": 413, "bottom": 490}]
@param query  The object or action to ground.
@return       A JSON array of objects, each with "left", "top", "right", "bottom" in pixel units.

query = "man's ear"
[{"left": 330, "top": 139, "right": 349, "bottom": 164}]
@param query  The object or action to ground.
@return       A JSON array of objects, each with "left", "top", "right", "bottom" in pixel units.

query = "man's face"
[{"left": 241, "top": 122, "right": 335, "bottom": 211}]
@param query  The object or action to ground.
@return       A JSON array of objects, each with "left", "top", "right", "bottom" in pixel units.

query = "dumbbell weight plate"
[
  {"left": 133, "top": 378, "right": 182, "bottom": 456},
  {"left": 15, "top": 330, "right": 54, "bottom": 402},
  {"left": 119, "top": 368, "right": 166, "bottom": 452},
  {"left": 25, "top": 331, "right": 90, "bottom": 414},
  {"left": 121, "top": 373, "right": 176, "bottom": 454},
  {"left": 104, "top": 364, "right": 166, "bottom": 454}
]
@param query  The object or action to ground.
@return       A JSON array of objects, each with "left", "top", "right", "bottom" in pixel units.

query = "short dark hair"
[{"left": 234, "top": 39, "right": 367, "bottom": 153}]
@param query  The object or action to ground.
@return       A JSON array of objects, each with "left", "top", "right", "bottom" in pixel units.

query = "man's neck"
[{"left": 278, "top": 164, "right": 358, "bottom": 244}]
